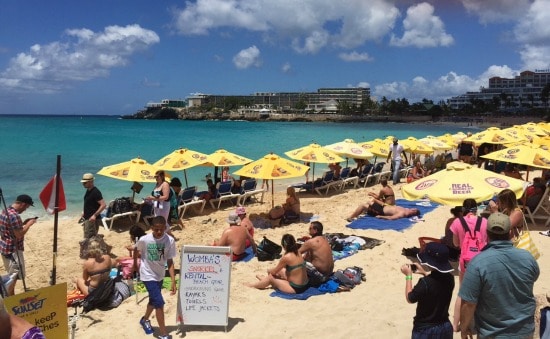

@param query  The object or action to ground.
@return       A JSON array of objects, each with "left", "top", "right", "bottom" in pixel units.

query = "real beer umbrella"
[
  {"left": 401, "top": 161, "right": 526, "bottom": 206},
  {"left": 418, "top": 136, "right": 453, "bottom": 151},
  {"left": 480, "top": 143, "right": 550, "bottom": 180},
  {"left": 284, "top": 143, "right": 344, "bottom": 180},
  {"left": 153, "top": 148, "right": 209, "bottom": 187},
  {"left": 202, "top": 149, "right": 253, "bottom": 182},
  {"left": 522, "top": 122, "right": 550, "bottom": 136},
  {"left": 462, "top": 127, "right": 525, "bottom": 146},
  {"left": 400, "top": 136, "right": 434, "bottom": 155},
  {"left": 324, "top": 138, "right": 373, "bottom": 166},
  {"left": 233, "top": 153, "right": 309, "bottom": 207},
  {"left": 359, "top": 138, "right": 390, "bottom": 157}
]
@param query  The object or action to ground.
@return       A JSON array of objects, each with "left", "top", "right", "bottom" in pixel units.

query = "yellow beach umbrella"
[
  {"left": 285, "top": 143, "right": 344, "bottom": 180},
  {"left": 481, "top": 144, "right": 550, "bottom": 170},
  {"left": 233, "top": 153, "right": 309, "bottom": 207},
  {"left": 202, "top": 149, "right": 253, "bottom": 167},
  {"left": 532, "top": 136, "right": 550, "bottom": 151},
  {"left": 98, "top": 157, "right": 163, "bottom": 183},
  {"left": 401, "top": 161, "right": 526, "bottom": 206},
  {"left": 522, "top": 122, "right": 549, "bottom": 136},
  {"left": 436, "top": 134, "right": 459, "bottom": 147},
  {"left": 536, "top": 122, "right": 550, "bottom": 134},
  {"left": 400, "top": 136, "right": 434, "bottom": 155},
  {"left": 153, "top": 148, "right": 209, "bottom": 187},
  {"left": 418, "top": 136, "right": 453, "bottom": 151},
  {"left": 359, "top": 138, "right": 390, "bottom": 157},
  {"left": 463, "top": 127, "right": 524, "bottom": 146},
  {"left": 324, "top": 139, "right": 373, "bottom": 159},
  {"left": 500, "top": 125, "right": 538, "bottom": 142}
]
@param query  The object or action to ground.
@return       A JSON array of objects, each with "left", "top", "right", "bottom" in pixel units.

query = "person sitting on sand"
[
  {"left": 245, "top": 234, "right": 309, "bottom": 294},
  {"left": 407, "top": 161, "right": 428, "bottom": 183},
  {"left": 367, "top": 178, "right": 395, "bottom": 205},
  {"left": 75, "top": 238, "right": 113, "bottom": 296},
  {"left": 347, "top": 198, "right": 420, "bottom": 221},
  {"left": 269, "top": 186, "right": 300, "bottom": 220},
  {"left": 236, "top": 206, "right": 254, "bottom": 248},
  {"left": 298, "top": 221, "right": 334, "bottom": 287},
  {"left": 212, "top": 212, "right": 256, "bottom": 261}
]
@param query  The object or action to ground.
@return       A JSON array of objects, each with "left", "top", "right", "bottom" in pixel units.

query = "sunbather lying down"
[{"left": 347, "top": 198, "right": 420, "bottom": 221}]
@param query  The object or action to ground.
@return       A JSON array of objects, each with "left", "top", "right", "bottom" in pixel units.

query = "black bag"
[
  {"left": 107, "top": 197, "right": 133, "bottom": 217},
  {"left": 81, "top": 277, "right": 116, "bottom": 313},
  {"left": 257, "top": 236, "right": 282, "bottom": 261}
]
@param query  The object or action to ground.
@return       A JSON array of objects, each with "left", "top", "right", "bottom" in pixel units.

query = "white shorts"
[{"left": 2, "top": 250, "right": 25, "bottom": 279}]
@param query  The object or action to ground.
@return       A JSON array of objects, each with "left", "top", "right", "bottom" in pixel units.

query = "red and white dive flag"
[{"left": 39, "top": 175, "right": 66, "bottom": 214}]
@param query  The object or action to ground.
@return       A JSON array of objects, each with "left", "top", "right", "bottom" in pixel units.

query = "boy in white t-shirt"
[{"left": 133, "top": 216, "right": 177, "bottom": 339}]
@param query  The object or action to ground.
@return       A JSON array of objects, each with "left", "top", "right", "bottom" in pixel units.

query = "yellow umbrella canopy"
[
  {"left": 233, "top": 153, "right": 310, "bottom": 207},
  {"left": 97, "top": 157, "right": 163, "bottom": 183},
  {"left": 401, "top": 161, "right": 526, "bottom": 206},
  {"left": 481, "top": 143, "right": 550, "bottom": 170},
  {"left": 285, "top": 143, "right": 345, "bottom": 164},
  {"left": 324, "top": 138, "right": 374, "bottom": 159},
  {"left": 359, "top": 138, "right": 390, "bottom": 157},
  {"left": 532, "top": 135, "right": 550, "bottom": 151},
  {"left": 202, "top": 149, "right": 253, "bottom": 167},
  {"left": 536, "top": 122, "right": 550, "bottom": 134},
  {"left": 153, "top": 148, "right": 209, "bottom": 187},
  {"left": 400, "top": 136, "right": 434, "bottom": 155},
  {"left": 418, "top": 136, "right": 453, "bottom": 151},
  {"left": 436, "top": 133, "right": 459, "bottom": 147},
  {"left": 500, "top": 125, "right": 538, "bottom": 142},
  {"left": 521, "top": 122, "right": 549, "bottom": 136},
  {"left": 463, "top": 127, "right": 524, "bottom": 146}
]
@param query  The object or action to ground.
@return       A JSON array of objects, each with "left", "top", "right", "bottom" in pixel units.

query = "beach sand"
[{"left": 5, "top": 173, "right": 550, "bottom": 339}]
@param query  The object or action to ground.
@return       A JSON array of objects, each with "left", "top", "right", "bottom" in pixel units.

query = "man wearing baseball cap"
[
  {"left": 459, "top": 212, "right": 539, "bottom": 338},
  {"left": 0, "top": 194, "right": 37, "bottom": 295},
  {"left": 80, "top": 173, "right": 106, "bottom": 239}
]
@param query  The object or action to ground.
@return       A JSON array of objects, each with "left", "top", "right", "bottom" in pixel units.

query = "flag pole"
[{"left": 50, "top": 155, "right": 61, "bottom": 286}]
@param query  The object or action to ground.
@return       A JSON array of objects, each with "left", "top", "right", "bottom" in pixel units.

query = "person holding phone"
[{"left": 0, "top": 194, "right": 37, "bottom": 296}]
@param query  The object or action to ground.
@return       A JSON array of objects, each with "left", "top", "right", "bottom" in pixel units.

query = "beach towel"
[
  {"left": 346, "top": 199, "right": 439, "bottom": 232},
  {"left": 269, "top": 280, "right": 339, "bottom": 300},
  {"left": 234, "top": 246, "right": 255, "bottom": 263}
]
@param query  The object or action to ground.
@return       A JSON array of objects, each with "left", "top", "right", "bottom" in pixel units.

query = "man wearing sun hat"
[
  {"left": 459, "top": 212, "right": 539, "bottom": 339},
  {"left": 401, "top": 242, "right": 455, "bottom": 338},
  {"left": 213, "top": 211, "right": 256, "bottom": 261},
  {"left": 0, "top": 194, "right": 37, "bottom": 296},
  {"left": 80, "top": 173, "right": 106, "bottom": 239}
]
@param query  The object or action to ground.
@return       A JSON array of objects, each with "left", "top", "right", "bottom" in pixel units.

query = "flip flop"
[{"left": 539, "top": 230, "right": 550, "bottom": 237}]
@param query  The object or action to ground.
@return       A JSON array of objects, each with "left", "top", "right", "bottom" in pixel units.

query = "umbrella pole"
[
  {"left": 184, "top": 169, "right": 189, "bottom": 188},
  {"left": 271, "top": 179, "right": 275, "bottom": 208}
]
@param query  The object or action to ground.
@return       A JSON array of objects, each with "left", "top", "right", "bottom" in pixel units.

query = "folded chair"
[
  {"left": 237, "top": 179, "right": 265, "bottom": 205},
  {"left": 209, "top": 181, "right": 240, "bottom": 209},
  {"left": 177, "top": 186, "right": 206, "bottom": 221}
]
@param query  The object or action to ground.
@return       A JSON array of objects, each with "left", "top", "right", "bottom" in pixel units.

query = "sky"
[{"left": 1, "top": 0, "right": 549, "bottom": 115}]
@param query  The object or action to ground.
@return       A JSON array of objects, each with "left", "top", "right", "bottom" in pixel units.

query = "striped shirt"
[{"left": 0, "top": 206, "right": 24, "bottom": 255}]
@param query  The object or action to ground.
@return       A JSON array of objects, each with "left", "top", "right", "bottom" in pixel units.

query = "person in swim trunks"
[
  {"left": 213, "top": 212, "right": 256, "bottom": 261},
  {"left": 245, "top": 234, "right": 309, "bottom": 294},
  {"left": 347, "top": 198, "right": 420, "bottom": 221}
]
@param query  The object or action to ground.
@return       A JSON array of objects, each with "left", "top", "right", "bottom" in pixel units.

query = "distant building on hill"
[
  {"left": 448, "top": 70, "right": 550, "bottom": 111},
  {"left": 146, "top": 99, "right": 187, "bottom": 108}
]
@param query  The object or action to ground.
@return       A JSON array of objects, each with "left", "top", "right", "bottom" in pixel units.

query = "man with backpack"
[{"left": 449, "top": 198, "right": 488, "bottom": 333}]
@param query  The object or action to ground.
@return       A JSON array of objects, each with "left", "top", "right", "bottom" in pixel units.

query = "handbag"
[{"left": 512, "top": 215, "right": 540, "bottom": 260}]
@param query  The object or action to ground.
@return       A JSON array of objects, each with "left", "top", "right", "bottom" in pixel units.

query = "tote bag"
[{"left": 512, "top": 215, "right": 540, "bottom": 260}]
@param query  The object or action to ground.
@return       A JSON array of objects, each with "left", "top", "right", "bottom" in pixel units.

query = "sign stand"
[{"left": 177, "top": 245, "right": 232, "bottom": 332}]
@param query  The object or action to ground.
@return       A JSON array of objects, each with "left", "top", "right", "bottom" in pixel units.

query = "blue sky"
[{"left": 1, "top": 0, "right": 549, "bottom": 115}]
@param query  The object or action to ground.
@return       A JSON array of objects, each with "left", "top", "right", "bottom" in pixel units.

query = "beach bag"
[
  {"left": 81, "top": 277, "right": 116, "bottom": 313},
  {"left": 108, "top": 197, "right": 133, "bottom": 217},
  {"left": 257, "top": 236, "right": 282, "bottom": 261},
  {"left": 101, "top": 280, "right": 131, "bottom": 310},
  {"left": 513, "top": 218, "right": 540, "bottom": 259},
  {"left": 458, "top": 216, "right": 484, "bottom": 271}
]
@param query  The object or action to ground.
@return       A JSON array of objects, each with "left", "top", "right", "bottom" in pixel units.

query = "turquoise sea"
[{"left": 0, "top": 115, "right": 472, "bottom": 218}]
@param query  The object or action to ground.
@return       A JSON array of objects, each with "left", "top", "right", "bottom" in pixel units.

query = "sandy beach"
[{"left": 5, "top": 171, "right": 550, "bottom": 339}]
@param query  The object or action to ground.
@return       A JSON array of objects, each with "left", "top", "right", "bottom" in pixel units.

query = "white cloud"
[
  {"left": 356, "top": 82, "right": 370, "bottom": 88},
  {"left": 460, "top": 0, "right": 532, "bottom": 24},
  {"left": 0, "top": 24, "right": 159, "bottom": 93},
  {"left": 281, "top": 62, "right": 292, "bottom": 73},
  {"left": 390, "top": 2, "right": 454, "bottom": 48},
  {"left": 513, "top": 0, "right": 550, "bottom": 70},
  {"left": 519, "top": 45, "right": 550, "bottom": 70},
  {"left": 232, "top": 45, "right": 262, "bottom": 69},
  {"left": 339, "top": 51, "right": 373, "bottom": 62},
  {"left": 172, "top": 0, "right": 400, "bottom": 54}
]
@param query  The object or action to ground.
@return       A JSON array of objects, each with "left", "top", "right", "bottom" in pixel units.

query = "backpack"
[
  {"left": 333, "top": 266, "right": 365, "bottom": 289},
  {"left": 256, "top": 236, "right": 282, "bottom": 261},
  {"left": 107, "top": 197, "right": 133, "bottom": 217},
  {"left": 458, "top": 216, "right": 484, "bottom": 271}
]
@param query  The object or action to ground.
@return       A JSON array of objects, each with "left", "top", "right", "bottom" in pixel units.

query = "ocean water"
[{"left": 0, "top": 115, "right": 470, "bottom": 218}]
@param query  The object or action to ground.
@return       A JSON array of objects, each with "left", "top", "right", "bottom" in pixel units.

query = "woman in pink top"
[{"left": 449, "top": 198, "right": 488, "bottom": 332}]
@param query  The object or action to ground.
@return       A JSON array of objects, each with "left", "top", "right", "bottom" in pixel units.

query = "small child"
[{"left": 133, "top": 216, "right": 177, "bottom": 339}]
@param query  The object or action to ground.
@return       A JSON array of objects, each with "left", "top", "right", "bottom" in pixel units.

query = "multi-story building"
[{"left": 448, "top": 70, "right": 550, "bottom": 110}]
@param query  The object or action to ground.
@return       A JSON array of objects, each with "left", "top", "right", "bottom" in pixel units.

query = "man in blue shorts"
[{"left": 134, "top": 216, "right": 177, "bottom": 339}]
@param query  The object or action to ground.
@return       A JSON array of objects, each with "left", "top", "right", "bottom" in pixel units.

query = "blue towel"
[
  {"left": 332, "top": 249, "right": 358, "bottom": 261},
  {"left": 346, "top": 199, "right": 439, "bottom": 232},
  {"left": 234, "top": 246, "right": 255, "bottom": 263}
]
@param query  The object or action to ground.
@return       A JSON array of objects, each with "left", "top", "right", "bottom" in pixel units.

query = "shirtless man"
[
  {"left": 214, "top": 212, "right": 256, "bottom": 261},
  {"left": 367, "top": 178, "right": 395, "bottom": 205},
  {"left": 298, "top": 221, "right": 334, "bottom": 286},
  {"left": 347, "top": 198, "right": 420, "bottom": 221}
]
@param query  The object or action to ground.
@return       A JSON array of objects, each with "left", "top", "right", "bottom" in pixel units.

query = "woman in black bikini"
[
  {"left": 75, "top": 239, "right": 113, "bottom": 296},
  {"left": 245, "top": 234, "right": 309, "bottom": 294}
]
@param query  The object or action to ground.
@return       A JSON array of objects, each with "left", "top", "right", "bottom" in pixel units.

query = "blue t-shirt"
[{"left": 459, "top": 240, "right": 539, "bottom": 338}]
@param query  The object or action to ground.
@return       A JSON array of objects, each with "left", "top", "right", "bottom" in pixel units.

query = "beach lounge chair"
[
  {"left": 209, "top": 181, "right": 240, "bottom": 209},
  {"left": 364, "top": 162, "right": 385, "bottom": 187},
  {"left": 339, "top": 167, "right": 359, "bottom": 191},
  {"left": 102, "top": 199, "right": 141, "bottom": 231},
  {"left": 399, "top": 166, "right": 412, "bottom": 181},
  {"left": 237, "top": 179, "right": 265, "bottom": 205},
  {"left": 292, "top": 170, "right": 334, "bottom": 194},
  {"left": 522, "top": 186, "right": 550, "bottom": 227},
  {"left": 177, "top": 186, "right": 206, "bottom": 221},
  {"left": 314, "top": 171, "right": 339, "bottom": 195},
  {"left": 357, "top": 163, "right": 374, "bottom": 186}
]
